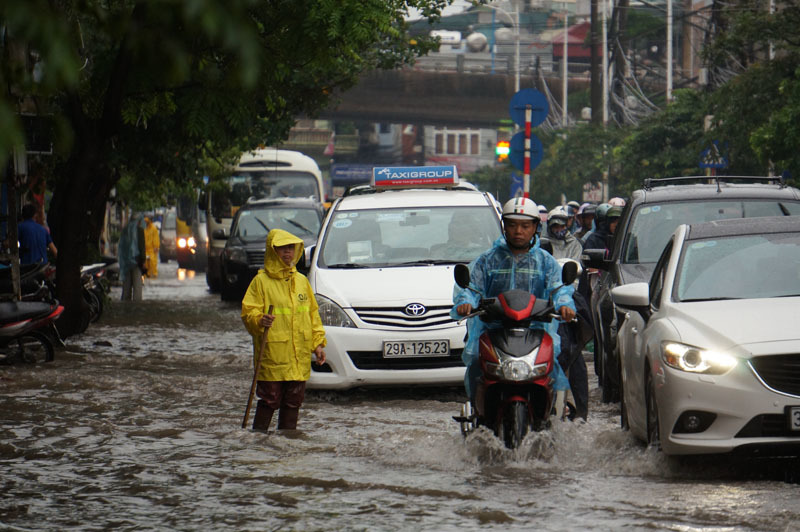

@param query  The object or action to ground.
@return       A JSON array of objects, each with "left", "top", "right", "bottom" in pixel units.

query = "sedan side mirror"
[{"left": 611, "top": 282, "right": 651, "bottom": 319}]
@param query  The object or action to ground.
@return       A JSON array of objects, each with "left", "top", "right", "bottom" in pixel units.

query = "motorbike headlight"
[
  {"left": 188, "top": 236, "right": 196, "bottom": 248},
  {"left": 177, "top": 237, "right": 187, "bottom": 249},
  {"left": 492, "top": 347, "right": 548, "bottom": 382},
  {"left": 661, "top": 342, "right": 737, "bottom": 375},
  {"left": 316, "top": 294, "right": 356, "bottom": 328}
]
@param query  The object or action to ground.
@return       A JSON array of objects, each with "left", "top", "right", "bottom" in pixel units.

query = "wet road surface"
[{"left": 2, "top": 262, "right": 799, "bottom": 531}]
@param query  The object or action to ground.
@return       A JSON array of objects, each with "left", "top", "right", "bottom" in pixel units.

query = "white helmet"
[
  {"left": 547, "top": 206, "right": 569, "bottom": 226},
  {"left": 609, "top": 196, "right": 627, "bottom": 207},
  {"left": 502, "top": 197, "right": 540, "bottom": 222}
]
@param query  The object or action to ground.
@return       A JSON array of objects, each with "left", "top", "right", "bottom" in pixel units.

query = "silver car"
[{"left": 611, "top": 215, "right": 800, "bottom": 455}]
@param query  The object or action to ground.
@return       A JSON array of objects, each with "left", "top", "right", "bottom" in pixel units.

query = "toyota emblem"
[{"left": 404, "top": 303, "right": 427, "bottom": 316}]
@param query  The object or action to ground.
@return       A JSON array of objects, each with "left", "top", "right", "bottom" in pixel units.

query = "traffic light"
[{"left": 495, "top": 140, "right": 510, "bottom": 162}]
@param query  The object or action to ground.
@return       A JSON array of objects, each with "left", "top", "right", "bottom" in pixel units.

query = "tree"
[
  {"left": 1, "top": 0, "right": 454, "bottom": 335},
  {"left": 703, "top": 0, "right": 800, "bottom": 179}
]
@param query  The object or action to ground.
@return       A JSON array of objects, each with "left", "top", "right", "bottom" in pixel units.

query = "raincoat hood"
[{"left": 264, "top": 228, "right": 304, "bottom": 279}]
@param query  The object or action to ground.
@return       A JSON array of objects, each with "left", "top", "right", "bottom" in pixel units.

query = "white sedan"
[{"left": 611, "top": 215, "right": 800, "bottom": 455}]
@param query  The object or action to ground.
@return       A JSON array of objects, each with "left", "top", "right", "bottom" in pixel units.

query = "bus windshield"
[{"left": 211, "top": 170, "right": 321, "bottom": 220}]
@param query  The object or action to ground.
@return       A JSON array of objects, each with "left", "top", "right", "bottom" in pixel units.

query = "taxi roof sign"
[{"left": 372, "top": 165, "right": 459, "bottom": 188}]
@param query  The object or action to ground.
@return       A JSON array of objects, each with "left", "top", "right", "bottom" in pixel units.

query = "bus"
[{"left": 203, "top": 148, "right": 324, "bottom": 292}]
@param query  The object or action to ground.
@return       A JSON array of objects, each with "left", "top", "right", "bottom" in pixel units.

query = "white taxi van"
[{"left": 306, "top": 166, "right": 502, "bottom": 390}]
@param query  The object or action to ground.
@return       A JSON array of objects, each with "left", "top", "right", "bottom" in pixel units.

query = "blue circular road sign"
[
  {"left": 509, "top": 88, "right": 549, "bottom": 127},
  {"left": 509, "top": 131, "right": 543, "bottom": 172}
]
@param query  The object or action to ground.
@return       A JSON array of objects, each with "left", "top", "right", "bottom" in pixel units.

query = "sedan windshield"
[
  {"left": 233, "top": 207, "right": 322, "bottom": 240},
  {"left": 320, "top": 206, "right": 501, "bottom": 267},
  {"left": 676, "top": 232, "right": 800, "bottom": 301},
  {"left": 622, "top": 200, "right": 800, "bottom": 264}
]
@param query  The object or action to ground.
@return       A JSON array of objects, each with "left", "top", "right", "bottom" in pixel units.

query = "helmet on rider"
[
  {"left": 566, "top": 200, "right": 580, "bottom": 215},
  {"left": 547, "top": 206, "right": 570, "bottom": 226},
  {"left": 501, "top": 197, "right": 540, "bottom": 222},
  {"left": 609, "top": 197, "right": 626, "bottom": 207},
  {"left": 594, "top": 203, "right": 612, "bottom": 226},
  {"left": 547, "top": 206, "right": 570, "bottom": 240}
]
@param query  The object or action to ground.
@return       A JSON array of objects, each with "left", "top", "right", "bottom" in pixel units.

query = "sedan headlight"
[
  {"left": 661, "top": 342, "right": 737, "bottom": 375},
  {"left": 315, "top": 294, "right": 356, "bottom": 328}
]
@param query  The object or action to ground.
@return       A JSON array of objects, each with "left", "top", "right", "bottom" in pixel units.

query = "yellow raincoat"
[
  {"left": 241, "top": 229, "right": 326, "bottom": 381},
  {"left": 143, "top": 218, "right": 160, "bottom": 278}
]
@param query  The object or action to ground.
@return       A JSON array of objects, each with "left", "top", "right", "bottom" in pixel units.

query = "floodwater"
[{"left": 2, "top": 262, "right": 799, "bottom": 531}]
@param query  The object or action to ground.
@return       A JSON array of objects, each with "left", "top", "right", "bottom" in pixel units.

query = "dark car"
[
  {"left": 582, "top": 176, "right": 800, "bottom": 403},
  {"left": 219, "top": 198, "right": 325, "bottom": 301}
]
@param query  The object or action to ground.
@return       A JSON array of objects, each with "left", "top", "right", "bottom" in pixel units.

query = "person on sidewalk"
[
  {"left": 241, "top": 228, "right": 326, "bottom": 432},
  {"left": 118, "top": 212, "right": 146, "bottom": 301},
  {"left": 143, "top": 215, "right": 160, "bottom": 278},
  {"left": 18, "top": 203, "right": 57, "bottom": 265}
]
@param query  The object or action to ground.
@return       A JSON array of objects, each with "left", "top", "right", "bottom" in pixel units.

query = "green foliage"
[
  {"left": 463, "top": 164, "right": 513, "bottom": 203},
  {"left": 534, "top": 125, "right": 621, "bottom": 205},
  {"left": 1, "top": 0, "right": 453, "bottom": 185},
  {"left": 613, "top": 89, "right": 709, "bottom": 194}
]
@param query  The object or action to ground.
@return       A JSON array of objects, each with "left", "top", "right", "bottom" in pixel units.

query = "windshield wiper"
[
  {"left": 283, "top": 217, "right": 313, "bottom": 235},
  {"left": 254, "top": 218, "right": 270, "bottom": 232},
  {"left": 327, "top": 263, "right": 369, "bottom": 269},
  {"left": 392, "top": 259, "right": 463, "bottom": 266}
]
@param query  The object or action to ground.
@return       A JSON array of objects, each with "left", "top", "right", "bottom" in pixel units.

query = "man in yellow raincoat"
[
  {"left": 143, "top": 215, "right": 160, "bottom": 278},
  {"left": 241, "top": 228, "right": 326, "bottom": 432}
]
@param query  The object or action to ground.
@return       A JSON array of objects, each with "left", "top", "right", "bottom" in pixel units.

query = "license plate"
[
  {"left": 789, "top": 406, "right": 800, "bottom": 431},
  {"left": 383, "top": 340, "right": 450, "bottom": 358}
]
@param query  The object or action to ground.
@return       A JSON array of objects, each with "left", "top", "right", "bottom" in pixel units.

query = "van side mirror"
[
  {"left": 581, "top": 248, "right": 612, "bottom": 271},
  {"left": 211, "top": 228, "right": 228, "bottom": 240},
  {"left": 454, "top": 263, "right": 471, "bottom": 289}
]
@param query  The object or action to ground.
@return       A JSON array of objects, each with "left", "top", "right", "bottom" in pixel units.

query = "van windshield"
[
  {"left": 320, "top": 206, "right": 501, "bottom": 267},
  {"left": 622, "top": 200, "right": 800, "bottom": 264}
]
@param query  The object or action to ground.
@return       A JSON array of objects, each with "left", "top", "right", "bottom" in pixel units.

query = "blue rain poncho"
[
  {"left": 118, "top": 213, "right": 146, "bottom": 283},
  {"left": 451, "top": 236, "right": 576, "bottom": 400}
]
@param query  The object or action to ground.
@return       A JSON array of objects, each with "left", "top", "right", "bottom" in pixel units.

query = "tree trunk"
[{"left": 50, "top": 133, "right": 108, "bottom": 338}]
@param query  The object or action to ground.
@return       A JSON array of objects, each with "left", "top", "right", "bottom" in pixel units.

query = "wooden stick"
[{"left": 242, "top": 304, "right": 273, "bottom": 429}]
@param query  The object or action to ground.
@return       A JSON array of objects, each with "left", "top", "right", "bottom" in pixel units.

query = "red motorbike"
[{"left": 452, "top": 261, "right": 578, "bottom": 449}]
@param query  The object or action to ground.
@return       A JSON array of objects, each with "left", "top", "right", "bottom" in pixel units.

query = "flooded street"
[{"left": 2, "top": 262, "right": 799, "bottom": 531}]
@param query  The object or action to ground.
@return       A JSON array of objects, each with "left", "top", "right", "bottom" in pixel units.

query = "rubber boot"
[
  {"left": 277, "top": 407, "right": 300, "bottom": 430},
  {"left": 252, "top": 403, "right": 274, "bottom": 433}
]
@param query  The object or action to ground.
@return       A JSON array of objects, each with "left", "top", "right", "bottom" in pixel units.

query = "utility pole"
[{"left": 590, "top": 0, "right": 601, "bottom": 124}]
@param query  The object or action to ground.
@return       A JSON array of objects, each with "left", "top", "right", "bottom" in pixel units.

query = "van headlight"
[
  {"left": 661, "top": 342, "right": 737, "bottom": 375},
  {"left": 316, "top": 294, "right": 356, "bottom": 328}
]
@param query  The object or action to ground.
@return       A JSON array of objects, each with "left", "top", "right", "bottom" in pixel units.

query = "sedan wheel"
[{"left": 645, "top": 370, "right": 661, "bottom": 450}]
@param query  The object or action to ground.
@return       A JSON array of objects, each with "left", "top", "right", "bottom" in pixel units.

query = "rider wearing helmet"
[
  {"left": 541, "top": 206, "right": 583, "bottom": 261},
  {"left": 584, "top": 202, "right": 620, "bottom": 253},
  {"left": 566, "top": 200, "right": 581, "bottom": 234},
  {"left": 453, "top": 197, "right": 576, "bottom": 404},
  {"left": 575, "top": 203, "right": 596, "bottom": 241}
]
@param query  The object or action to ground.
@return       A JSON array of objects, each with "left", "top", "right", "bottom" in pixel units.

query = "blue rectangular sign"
[{"left": 372, "top": 165, "right": 458, "bottom": 187}]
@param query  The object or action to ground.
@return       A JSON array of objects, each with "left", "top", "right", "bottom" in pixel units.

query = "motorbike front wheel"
[
  {"left": 6, "top": 331, "right": 54, "bottom": 364},
  {"left": 502, "top": 401, "right": 529, "bottom": 449}
]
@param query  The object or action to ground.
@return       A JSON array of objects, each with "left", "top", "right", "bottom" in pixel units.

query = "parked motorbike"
[
  {"left": 81, "top": 262, "right": 113, "bottom": 324},
  {"left": 452, "top": 261, "right": 578, "bottom": 449},
  {"left": 0, "top": 300, "right": 64, "bottom": 364}
]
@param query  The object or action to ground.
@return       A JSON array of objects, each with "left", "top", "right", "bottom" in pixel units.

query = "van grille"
[
  {"left": 749, "top": 354, "right": 800, "bottom": 397},
  {"left": 353, "top": 305, "right": 455, "bottom": 328},
  {"left": 246, "top": 250, "right": 265, "bottom": 267}
]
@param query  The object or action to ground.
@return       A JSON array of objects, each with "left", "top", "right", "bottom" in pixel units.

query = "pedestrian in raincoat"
[
  {"left": 241, "top": 228, "right": 326, "bottom": 432},
  {"left": 143, "top": 215, "right": 160, "bottom": 278},
  {"left": 118, "top": 212, "right": 146, "bottom": 301},
  {"left": 452, "top": 197, "right": 576, "bottom": 404}
]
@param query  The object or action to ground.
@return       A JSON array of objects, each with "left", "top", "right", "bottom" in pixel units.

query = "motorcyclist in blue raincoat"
[{"left": 452, "top": 197, "right": 576, "bottom": 403}]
